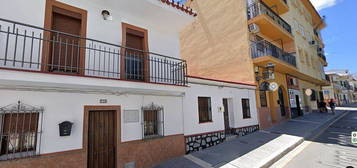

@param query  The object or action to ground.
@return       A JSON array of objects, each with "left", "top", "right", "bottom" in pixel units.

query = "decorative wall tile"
[
  {"left": 185, "top": 131, "right": 225, "bottom": 154},
  {"left": 185, "top": 125, "right": 260, "bottom": 154}
]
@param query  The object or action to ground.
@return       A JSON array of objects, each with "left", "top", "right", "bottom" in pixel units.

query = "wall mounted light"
[
  {"left": 255, "top": 63, "right": 275, "bottom": 81},
  {"left": 101, "top": 10, "right": 112, "bottom": 21},
  {"left": 263, "top": 63, "right": 275, "bottom": 80}
]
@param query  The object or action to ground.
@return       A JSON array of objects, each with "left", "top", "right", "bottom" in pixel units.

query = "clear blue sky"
[{"left": 316, "top": 0, "right": 357, "bottom": 73}]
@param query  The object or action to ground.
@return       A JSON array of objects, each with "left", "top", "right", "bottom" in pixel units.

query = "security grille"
[
  {"left": 0, "top": 101, "right": 44, "bottom": 161},
  {"left": 141, "top": 103, "right": 164, "bottom": 139}
]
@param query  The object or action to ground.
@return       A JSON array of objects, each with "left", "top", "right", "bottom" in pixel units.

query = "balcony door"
[
  {"left": 122, "top": 23, "right": 149, "bottom": 81},
  {"left": 43, "top": 0, "right": 87, "bottom": 74}
]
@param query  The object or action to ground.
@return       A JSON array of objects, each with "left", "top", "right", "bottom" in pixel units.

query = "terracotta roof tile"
[{"left": 159, "top": 0, "right": 197, "bottom": 17}]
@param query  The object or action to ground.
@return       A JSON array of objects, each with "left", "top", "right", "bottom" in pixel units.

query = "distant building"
[{"left": 323, "top": 70, "right": 355, "bottom": 105}]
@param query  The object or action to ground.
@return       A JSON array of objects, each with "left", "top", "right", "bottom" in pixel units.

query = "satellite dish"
[
  {"left": 305, "top": 89, "right": 313, "bottom": 96},
  {"left": 269, "top": 82, "right": 279, "bottom": 91}
]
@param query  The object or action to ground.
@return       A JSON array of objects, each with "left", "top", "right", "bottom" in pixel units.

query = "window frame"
[
  {"left": 0, "top": 102, "right": 43, "bottom": 161},
  {"left": 0, "top": 113, "right": 39, "bottom": 156},
  {"left": 141, "top": 103, "right": 164, "bottom": 139},
  {"left": 242, "top": 98, "right": 252, "bottom": 119},
  {"left": 197, "top": 97, "right": 213, "bottom": 123},
  {"left": 121, "top": 23, "right": 149, "bottom": 82}
]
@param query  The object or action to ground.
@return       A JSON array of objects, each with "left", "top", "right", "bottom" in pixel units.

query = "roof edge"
[
  {"left": 187, "top": 75, "right": 256, "bottom": 87},
  {"left": 158, "top": 0, "right": 197, "bottom": 17}
]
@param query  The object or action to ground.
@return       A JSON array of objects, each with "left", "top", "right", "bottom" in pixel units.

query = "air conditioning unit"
[
  {"left": 249, "top": 23, "right": 260, "bottom": 34},
  {"left": 309, "top": 40, "right": 317, "bottom": 45}
]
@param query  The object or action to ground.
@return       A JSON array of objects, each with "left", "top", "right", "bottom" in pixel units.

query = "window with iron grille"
[
  {"left": 0, "top": 102, "right": 43, "bottom": 161},
  {"left": 142, "top": 103, "right": 164, "bottom": 139},
  {"left": 259, "top": 91, "right": 268, "bottom": 107},
  {"left": 242, "top": 99, "right": 251, "bottom": 119},
  {"left": 198, "top": 97, "right": 212, "bottom": 123}
]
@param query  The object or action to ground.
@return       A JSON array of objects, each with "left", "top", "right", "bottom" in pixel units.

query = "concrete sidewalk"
[{"left": 153, "top": 111, "right": 347, "bottom": 168}]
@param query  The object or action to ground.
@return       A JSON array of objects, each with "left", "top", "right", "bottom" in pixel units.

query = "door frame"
[
  {"left": 43, "top": 0, "right": 87, "bottom": 74},
  {"left": 278, "top": 86, "right": 286, "bottom": 117},
  {"left": 295, "top": 94, "right": 302, "bottom": 116},
  {"left": 121, "top": 23, "right": 149, "bottom": 81},
  {"left": 222, "top": 98, "right": 230, "bottom": 134},
  {"left": 83, "top": 106, "right": 121, "bottom": 168}
]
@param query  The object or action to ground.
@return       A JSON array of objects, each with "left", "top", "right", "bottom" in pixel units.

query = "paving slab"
[
  {"left": 191, "top": 132, "right": 282, "bottom": 166},
  {"left": 153, "top": 111, "right": 347, "bottom": 168},
  {"left": 152, "top": 156, "right": 202, "bottom": 168}
]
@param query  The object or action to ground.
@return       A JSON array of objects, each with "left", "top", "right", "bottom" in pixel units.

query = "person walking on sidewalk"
[
  {"left": 318, "top": 101, "right": 327, "bottom": 113},
  {"left": 329, "top": 99, "right": 336, "bottom": 115}
]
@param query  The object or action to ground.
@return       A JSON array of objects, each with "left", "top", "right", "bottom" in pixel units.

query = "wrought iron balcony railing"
[
  {"left": 0, "top": 18, "right": 187, "bottom": 86},
  {"left": 325, "top": 75, "right": 330, "bottom": 82},
  {"left": 317, "top": 48, "right": 327, "bottom": 63},
  {"left": 247, "top": 0, "right": 292, "bottom": 34},
  {"left": 319, "top": 53, "right": 327, "bottom": 62},
  {"left": 251, "top": 40, "right": 297, "bottom": 67}
]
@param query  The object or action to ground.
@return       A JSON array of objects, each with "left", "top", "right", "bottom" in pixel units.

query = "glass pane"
[{"left": 8, "top": 134, "right": 20, "bottom": 152}]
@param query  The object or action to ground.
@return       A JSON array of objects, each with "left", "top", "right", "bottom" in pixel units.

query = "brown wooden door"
[
  {"left": 49, "top": 9, "right": 82, "bottom": 73},
  {"left": 88, "top": 110, "right": 116, "bottom": 168},
  {"left": 223, "top": 99, "right": 230, "bottom": 134},
  {"left": 124, "top": 29, "right": 145, "bottom": 80}
]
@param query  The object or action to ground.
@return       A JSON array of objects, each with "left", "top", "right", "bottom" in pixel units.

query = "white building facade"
[
  {"left": 0, "top": 0, "right": 259, "bottom": 167},
  {"left": 0, "top": 0, "right": 196, "bottom": 167},
  {"left": 323, "top": 70, "right": 355, "bottom": 105},
  {"left": 183, "top": 77, "right": 259, "bottom": 154}
]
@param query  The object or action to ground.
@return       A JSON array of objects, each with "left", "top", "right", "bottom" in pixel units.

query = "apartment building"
[
  {"left": 352, "top": 75, "right": 357, "bottom": 104},
  {"left": 0, "top": 0, "right": 197, "bottom": 167},
  {"left": 323, "top": 70, "right": 356, "bottom": 105},
  {"left": 283, "top": 0, "right": 329, "bottom": 115},
  {"left": 181, "top": 0, "right": 328, "bottom": 129}
]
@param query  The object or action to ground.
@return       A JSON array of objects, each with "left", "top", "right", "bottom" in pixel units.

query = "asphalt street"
[{"left": 283, "top": 111, "right": 357, "bottom": 168}]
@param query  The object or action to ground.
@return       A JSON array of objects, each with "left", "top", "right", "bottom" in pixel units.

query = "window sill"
[
  {"left": 243, "top": 117, "right": 252, "bottom": 120},
  {"left": 199, "top": 121, "right": 213, "bottom": 124},
  {"left": 143, "top": 135, "right": 164, "bottom": 141},
  {"left": 0, "top": 151, "right": 37, "bottom": 161}
]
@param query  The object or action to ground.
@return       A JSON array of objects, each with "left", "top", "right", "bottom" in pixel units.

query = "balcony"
[
  {"left": 313, "top": 29, "right": 325, "bottom": 47},
  {"left": 0, "top": 18, "right": 187, "bottom": 86},
  {"left": 325, "top": 75, "right": 330, "bottom": 82},
  {"left": 247, "top": 1, "right": 294, "bottom": 44},
  {"left": 261, "top": 0, "right": 289, "bottom": 15},
  {"left": 317, "top": 48, "right": 328, "bottom": 66},
  {"left": 251, "top": 40, "right": 330, "bottom": 86},
  {"left": 251, "top": 40, "right": 296, "bottom": 67}
]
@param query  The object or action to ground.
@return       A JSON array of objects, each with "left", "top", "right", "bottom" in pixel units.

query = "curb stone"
[{"left": 261, "top": 111, "right": 348, "bottom": 168}]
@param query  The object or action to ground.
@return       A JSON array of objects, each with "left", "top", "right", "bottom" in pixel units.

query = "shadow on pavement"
[
  {"left": 283, "top": 110, "right": 357, "bottom": 168},
  {"left": 153, "top": 105, "right": 357, "bottom": 168}
]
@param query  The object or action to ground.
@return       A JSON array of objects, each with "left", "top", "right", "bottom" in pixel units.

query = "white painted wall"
[
  {"left": 183, "top": 80, "right": 259, "bottom": 136},
  {"left": 0, "top": 90, "right": 183, "bottom": 154}
]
